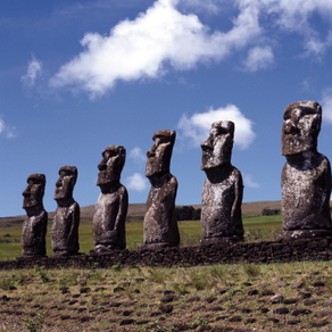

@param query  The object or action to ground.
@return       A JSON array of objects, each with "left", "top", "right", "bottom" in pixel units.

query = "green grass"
[{"left": 0, "top": 216, "right": 282, "bottom": 260}]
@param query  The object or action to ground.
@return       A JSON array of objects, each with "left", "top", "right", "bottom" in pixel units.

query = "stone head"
[
  {"left": 22, "top": 173, "right": 46, "bottom": 210},
  {"left": 97, "top": 145, "right": 126, "bottom": 193},
  {"left": 54, "top": 166, "right": 77, "bottom": 202},
  {"left": 145, "top": 130, "right": 176, "bottom": 178},
  {"left": 282, "top": 100, "right": 322, "bottom": 157},
  {"left": 201, "top": 121, "right": 234, "bottom": 171}
]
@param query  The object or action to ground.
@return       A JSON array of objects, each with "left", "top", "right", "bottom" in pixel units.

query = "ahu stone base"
[{"left": 2, "top": 237, "right": 332, "bottom": 270}]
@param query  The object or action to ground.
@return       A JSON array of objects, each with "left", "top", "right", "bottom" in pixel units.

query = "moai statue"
[
  {"left": 200, "top": 121, "right": 244, "bottom": 245},
  {"left": 22, "top": 174, "right": 48, "bottom": 257},
  {"left": 92, "top": 145, "right": 128, "bottom": 252},
  {"left": 143, "top": 130, "right": 180, "bottom": 248},
  {"left": 281, "top": 100, "right": 332, "bottom": 239},
  {"left": 51, "top": 166, "right": 80, "bottom": 256}
]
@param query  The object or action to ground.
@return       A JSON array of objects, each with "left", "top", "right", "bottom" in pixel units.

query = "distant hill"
[{"left": 0, "top": 201, "right": 282, "bottom": 224}]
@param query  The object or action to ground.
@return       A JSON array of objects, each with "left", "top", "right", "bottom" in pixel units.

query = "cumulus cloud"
[
  {"left": 243, "top": 174, "right": 260, "bottom": 189},
  {"left": 21, "top": 56, "right": 43, "bottom": 88},
  {"left": 50, "top": 0, "right": 261, "bottom": 97},
  {"left": 0, "top": 118, "right": 17, "bottom": 139},
  {"left": 129, "top": 147, "right": 146, "bottom": 164},
  {"left": 243, "top": 46, "right": 274, "bottom": 72},
  {"left": 178, "top": 104, "right": 255, "bottom": 150},
  {"left": 49, "top": 0, "right": 332, "bottom": 96},
  {"left": 321, "top": 88, "right": 332, "bottom": 123},
  {"left": 125, "top": 172, "right": 148, "bottom": 191}
]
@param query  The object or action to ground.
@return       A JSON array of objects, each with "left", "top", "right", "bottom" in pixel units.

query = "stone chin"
[
  {"left": 201, "top": 155, "right": 231, "bottom": 171},
  {"left": 22, "top": 200, "right": 38, "bottom": 209},
  {"left": 282, "top": 138, "right": 315, "bottom": 157},
  {"left": 145, "top": 159, "right": 166, "bottom": 178}
]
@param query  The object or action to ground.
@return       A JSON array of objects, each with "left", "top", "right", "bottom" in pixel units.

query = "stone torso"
[
  {"left": 22, "top": 210, "right": 48, "bottom": 256},
  {"left": 201, "top": 167, "right": 243, "bottom": 239},
  {"left": 52, "top": 202, "right": 80, "bottom": 254},
  {"left": 143, "top": 176, "right": 179, "bottom": 246},
  {"left": 92, "top": 185, "right": 128, "bottom": 249},
  {"left": 282, "top": 155, "right": 332, "bottom": 231}
]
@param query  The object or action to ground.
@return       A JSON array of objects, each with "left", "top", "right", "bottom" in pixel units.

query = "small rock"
[
  {"left": 59, "top": 286, "right": 69, "bottom": 294},
  {"left": 123, "top": 310, "right": 133, "bottom": 316},
  {"left": 161, "top": 294, "right": 176, "bottom": 303},
  {"left": 80, "top": 316, "right": 92, "bottom": 322},
  {"left": 315, "top": 309, "right": 331, "bottom": 318},
  {"left": 114, "top": 286, "right": 125, "bottom": 293},
  {"left": 120, "top": 318, "right": 135, "bottom": 325},
  {"left": 270, "top": 294, "right": 284, "bottom": 304},
  {"left": 79, "top": 287, "right": 91, "bottom": 294},
  {"left": 323, "top": 299, "right": 332, "bottom": 306},
  {"left": 0, "top": 295, "right": 9, "bottom": 301},
  {"left": 287, "top": 319, "right": 301, "bottom": 325},
  {"left": 303, "top": 299, "right": 317, "bottom": 306},
  {"left": 299, "top": 290, "right": 311, "bottom": 298},
  {"left": 273, "top": 307, "right": 289, "bottom": 315},
  {"left": 206, "top": 297, "right": 217, "bottom": 304},
  {"left": 292, "top": 308, "right": 312, "bottom": 316},
  {"left": 283, "top": 298, "right": 298, "bottom": 304},
  {"left": 293, "top": 282, "right": 304, "bottom": 289},
  {"left": 228, "top": 315, "right": 242, "bottom": 322},
  {"left": 248, "top": 289, "right": 259, "bottom": 296},
  {"left": 261, "top": 290, "right": 274, "bottom": 296},
  {"left": 159, "top": 304, "right": 173, "bottom": 314},
  {"left": 312, "top": 281, "right": 325, "bottom": 287},
  {"left": 311, "top": 320, "right": 328, "bottom": 328}
]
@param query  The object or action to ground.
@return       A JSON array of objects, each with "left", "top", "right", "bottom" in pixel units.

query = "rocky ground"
[{"left": 0, "top": 262, "right": 331, "bottom": 331}]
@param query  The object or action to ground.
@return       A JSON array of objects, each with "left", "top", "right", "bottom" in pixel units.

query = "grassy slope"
[
  {"left": 0, "top": 262, "right": 331, "bottom": 331},
  {"left": 1, "top": 201, "right": 332, "bottom": 332}
]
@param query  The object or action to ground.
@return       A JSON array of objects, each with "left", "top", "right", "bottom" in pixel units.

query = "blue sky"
[{"left": 2, "top": 0, "right": 332, "bottom": 217}]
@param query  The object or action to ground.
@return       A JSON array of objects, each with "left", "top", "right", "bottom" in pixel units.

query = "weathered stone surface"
[
  {"left": 92, "top": 145, "right": 128, "bottom": 251},
  {"left": 200, "top": 121, "right": 244, "bottom": 245},
  {"left": 281, "top": 100, "right": 332, "bottom": 239},
  {"left": 22, "top": 173, "right": 48, "bottom": 257},
  {"left": 51, "top": 166, "right": 80, "bottom": 256},
  {"left": 143, "top": 130, "right": 180, "bottom": 248}
]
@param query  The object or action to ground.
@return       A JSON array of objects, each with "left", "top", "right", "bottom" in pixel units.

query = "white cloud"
[
  {"left": 50, "top": 0, "right": 261, "bottom": 97},
  {"left": 21, "top": 56, "right": 43, "bottom": 88},
  {"left": 0, "top": 118, "right": 17, "bottom": 139},
  {"left": 243, "top": 174, "right": 260, "bottom": 188},
  {"left": 321, "top": 88, "right": 332, "bottom": 124},
  {"left": 49, "top": 0, "right": 332, "bottom": 96},
  {"left": 178, "top": 104, "right": 255, "bottom": 150},
  {"left": 262, "top": 0, "right": 332, "bottom": 57},
  {"left": 243, "top": 46, "right": 274, "bottom": 72},
  {"left": 129, "top": 147, "right": 146, "bottom": 164},
  {"left": 125, "top": 172, "right": 148, "bottom": 191}
]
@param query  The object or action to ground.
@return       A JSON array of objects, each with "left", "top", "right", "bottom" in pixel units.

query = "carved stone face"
[
  {"left": 22, "top": 174, "right": 46, "bottom": 210},
  {"left": 145, "top": 130, "right": 176, "bottom": 178},
  {"left": 54, "top": 166, "right": 77, "bottom": 201},
  {"left": 282, "top": 101, "right": 322, "bottom": 157},
  {"left": 201, "top": 121, "right": 234, "bottom": 170},
  {"left": 97, "top": 145, "right": 126, "bottom": 193}
]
